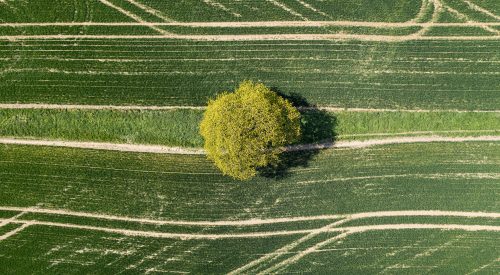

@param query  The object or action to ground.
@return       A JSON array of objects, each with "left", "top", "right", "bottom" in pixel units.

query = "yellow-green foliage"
[{"left": 200, "top": 81, "right": 301, "bottom": 180}]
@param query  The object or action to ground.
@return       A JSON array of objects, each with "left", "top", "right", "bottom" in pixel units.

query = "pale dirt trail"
[
  {"left": 259, "top": 224, "right": 500, "bottom": 274},
  {"left": 125, "top": 0, "right": 176, "bottom": 22},
  {"left": 461, "top": 0, "right": 500, "bottom": 21},
  {"left": 0, "top": 207, "right": 498, "bottom": 227},
  {"left": 2, "top": 104, "right": 499, "bottom": 113},
  {"left": 0, "top": 33, "right": 498, "bottom": 41},
  {"left": 97, "top": 0, "right": 168, "bottom": 35},
  {"left": 202, "top": 0, "right": 242, "bottom": 18},
  {"left": 0, "top": 104, "right": 207, "bottom": 110},
  {"left": 409, "top": 0, "right": 430, "bottom": 23},
  {"left": 230, "top": 217, "right": 355, "bottom": 275},
  {"left": 286, "top": 136, "right": 500, "bottom": 151},
  {"left": 2, "top": 218, "right": 499, "bottom": 240},
  {"left": 256, "top": 231, "right": 355, "bottom": 274},
  {"left": 0, "top": 223, "right": 32, "bottom": 241},
  {"left": 265, "top": 0, "right": 308, "bottom": 21},
  {"left": 0, "top": 136, "right": 499, "bottom": 155},
  {"left": 0, "top": 138, "right": 205, "bottom": 155},
  {"left": 229, "top": 209, "right": 500, "bottom": 273},
  {"left": 0, "top": 206, "right": 344, "bottom": 226},
  {"left": 339, "top": 129, "right": 500, "bottom": 138},
  {"left": 441, "top": 1, "right": 500, "bottom": 35}
]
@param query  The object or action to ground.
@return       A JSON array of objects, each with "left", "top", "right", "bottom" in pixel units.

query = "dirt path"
[
  {"left": 462, "top": 0, "right": 500, "bottom": 21},
  {"left": 287, "top": 136, "right": 500, "bottom": 151},
  {"left": 0, "top": 138, "right": 205, "bottom": 154},
  {"left": 0, "top": 207, "right": 497, "bottom": 227},
  {"left": 256, "top": 224, "right": 500, "bottom": 274},
  {"left": 97, "top": 0, "right": 168, "bottom": 34},
  {"left": 0, "top": 104, "right": 207, "bottom": 110},
  {"left": 230, "top": 209, "right": 500, "bottom": 273},
  {"left": 2, "top": 218, "right": 499, "bottom": 240},
  {"left": 0, "top": 136, "right": 498, "bottom": 154},
  {"left": 125, "top": 0, "right": 176, "bottom": 22},
  {"left": 1, "top": 104, "right": 499, "bottom": 113},
  {"left": 0, "top": 33, "right": 498, "bottom": 42},
  {"left": 0, "top": 223, "right": 32, "bottom": 241}
]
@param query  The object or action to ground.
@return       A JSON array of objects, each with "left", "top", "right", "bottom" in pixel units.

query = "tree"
[{"left": 200, "top": 80, "right": 301, "bottom": 180}]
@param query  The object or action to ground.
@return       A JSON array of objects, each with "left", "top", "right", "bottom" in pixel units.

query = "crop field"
[
  {"left": 0, "top": 0, "right": 499, "bottom": 274},
  {"left": 1, "top": 142, "right": 499, "bottom": 273}
]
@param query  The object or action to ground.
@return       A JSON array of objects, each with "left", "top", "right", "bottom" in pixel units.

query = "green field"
[
  {"left": 0, "top": 142, "right": 499, "bottom": 273},
  {"left": 1, "top": 40, "right": 498, "bottom": 109},
  {"left": 0, "top": 0, "right": 499, "bottom": 274}
]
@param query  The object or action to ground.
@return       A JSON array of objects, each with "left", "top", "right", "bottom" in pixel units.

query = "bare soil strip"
[
  {"left": 466, "top": 258, "right": 500, "bottom": 275},
  {"left": 2, "top": 219, "right": 499, "bottom": 240},
  {"left": 287, "top": 136, "right": 500, "bottom": 151},
  {"left": 0, "top": 138, "right": 205, "bottom": 155},
  {"left": 97, "top": 0, "right": 168, "bottom": 34},
  {"left": 409, "top": 0, "right": 431, "bottom": 23},
  {"left": 0, "top": 211, "right": 29, "bottom": 228},
  {"left": 441, "top": 1, "right": 500, "bottom": 35},
  {"left": 202, "top": 0, "right": 242, "bottom": 18},
  {"left": 0, "top": 136, "right": 498, "bottom": 155},
  {"left": 124, "top": 0, "right": 176, "bottom": 22},
  {"left": 256, "top": 231, "right": 355, "bottom": 274},
  {"left": 1, "top": 104, "right": 499, "bottom": 113},
  {"left": 231, "top": 208, "right": 500, "bottom": 273},
  {"left": 461, "top": 0, "right": 500, "bottom": 20},
  {"left": 339, "top": 130, "right": 500, "bottom": 138},
  {"left": 295, "top": 0, "right": 331, "bottom": 19},
  {"left": 410, "top": 0, "right": 441, "bottom": 37},
  {"left": 265, "top": 0, "right": 308, "bottom": 21},
  {"left": 1, "top": 33, "right": 497, "bottom": 41},
  {"left": 230, "top": 218, "right": 354, "bottom": 275},
  {"left": 0, "top": 223, "right": 31, "bottom": 241},
  {"left": 0, "top": 206, "right": 344, "bottom": 226},
  {"left": 1, "top": 21, "right": 499, "bottom": 27},
  {"left": 259, "top": 222, "right": 500, "bottom": 273},
  {"left": 297, "top": 173, "right": 500, "bottom": 185},
  {"left": 0, "top": 207, "right": 497, "bottom": 227},
  {"left": 0, "top": 104, "right": 207, "bottom": 110}
]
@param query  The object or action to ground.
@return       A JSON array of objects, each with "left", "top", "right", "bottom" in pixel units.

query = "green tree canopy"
[{"left": 200, "top": 81, "right": 301, "bottom": 180}]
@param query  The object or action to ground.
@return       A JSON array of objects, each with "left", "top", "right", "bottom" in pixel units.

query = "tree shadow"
[{"left": 258, "top": 88, "right": 337, "bottom": 180}]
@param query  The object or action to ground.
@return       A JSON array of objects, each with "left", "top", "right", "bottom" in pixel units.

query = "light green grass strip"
[{"left": 0, "top": 109, "right": 498, "bottom": 147}]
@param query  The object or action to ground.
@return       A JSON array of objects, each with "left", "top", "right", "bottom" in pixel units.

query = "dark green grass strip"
[
  {"left": 139, "top": 0, "right": 421, "bottom": 22},
  {"left": 0, "top": 225, "right": 299, "bottom": 274},
  {"left": 0, "top": 142, "right": 498, "bottom": 220},
  {"left": 1, "top": 40, "right": 498, "bottom": 109},
  {"left": 0, "top": 0, "right": 134, "bottom": 23}
]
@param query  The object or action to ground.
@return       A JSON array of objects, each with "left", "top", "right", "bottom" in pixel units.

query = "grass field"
[
  {"left": 0, "top": 0, "right": 499, "bottom": 274},
  {"left": 0, "top": 109, "right": 498, "bottom": 147}
]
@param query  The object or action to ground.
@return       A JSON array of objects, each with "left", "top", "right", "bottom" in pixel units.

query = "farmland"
[
  {"left": 0, "top": 141, "right": 499, "bottom": 273},
  {"left": 0, "top": 0, "right": 499, "bottom": 274}
]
